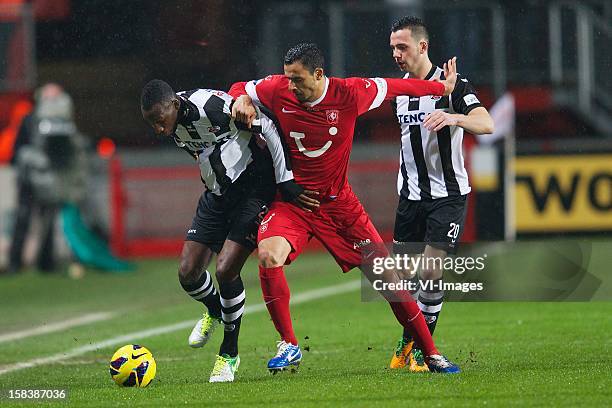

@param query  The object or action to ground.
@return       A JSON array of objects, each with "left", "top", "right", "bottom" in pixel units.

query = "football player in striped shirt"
[
  {"left": 388, "top": 17, "right": 494, "bottom": 371},
  {"left": 140, "top": 80, "right": 317, "bottom": 382}
]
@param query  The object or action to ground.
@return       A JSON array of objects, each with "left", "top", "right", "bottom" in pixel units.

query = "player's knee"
[
  {"left": 178, "top": 257, "right": 200, "bottom": 285},
  {"left": 258, "top": 238, "right": 290, "bottom": 268},
  {"left": 215, "top": 260, "right": 239, "bottom": 283},
  {"left": 258, "top": 250, "right": 275, "bottom": 267},
  {"left": 258, "top": 250, "right": 281, "bottom": 268}
]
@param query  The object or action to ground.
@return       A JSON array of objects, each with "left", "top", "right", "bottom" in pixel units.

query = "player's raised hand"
[
  {"left": 231, "top": 95, "right": 257, "bottom": 128},
  {"left": 440, "top": 57, "right": 457, "bottom": 96}
]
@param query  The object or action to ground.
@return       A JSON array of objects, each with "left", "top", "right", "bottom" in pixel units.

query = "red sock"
[
  {"left": 388, "top": 291, "right": 438, "bottom": 357},
  {"left": 259, "top": 265, "right": 298, "bottom": 345}
]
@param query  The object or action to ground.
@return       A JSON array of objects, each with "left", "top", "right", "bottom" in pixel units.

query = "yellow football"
[{"left": 109, "top": 344, "right": 156, "bottom": 387}]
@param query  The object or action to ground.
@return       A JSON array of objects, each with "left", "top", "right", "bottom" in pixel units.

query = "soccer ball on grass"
[{"left": 109, "top": 344, "right": 156, "bottom": 387}]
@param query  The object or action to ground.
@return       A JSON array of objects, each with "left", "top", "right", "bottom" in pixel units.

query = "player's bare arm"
[{"left": 423, "top": 106, "right": 494, "bottom": 134}]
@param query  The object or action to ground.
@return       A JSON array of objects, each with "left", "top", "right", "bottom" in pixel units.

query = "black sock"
[
  {"left": 180, "top": 270, "right": 222, "bottom": 320},
  {"left": 219, "top": 277, "right": 245, "bottom": 357},
  {"left": 402, "top": 279, "right": 444, "bottom": 342},
  {"left": 417, "top": 278, "right": 444, "bottom": 335}
]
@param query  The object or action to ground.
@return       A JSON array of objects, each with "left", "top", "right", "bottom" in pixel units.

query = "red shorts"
[{"left": 257, "top": 187, "right": 388, "bottom": 272}]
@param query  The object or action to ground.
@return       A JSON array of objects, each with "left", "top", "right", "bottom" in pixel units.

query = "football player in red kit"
[{"left": 229, "top": 43, "right": 460, "bottom": 374}]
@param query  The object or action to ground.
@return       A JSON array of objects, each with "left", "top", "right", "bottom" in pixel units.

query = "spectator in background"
[{"left": 6, "top": 83, "right": 87, "bottom": 274}]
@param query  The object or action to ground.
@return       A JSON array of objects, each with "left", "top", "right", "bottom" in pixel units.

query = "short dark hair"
[
  {"left": 284, "top": 43, "right": 324, "bottom": 73},
  {"left": 140, "top": 79, "right": 176, "bottom": 111},
  {"left": 390, "top": 16, "right": 429, "bottom": 41}
]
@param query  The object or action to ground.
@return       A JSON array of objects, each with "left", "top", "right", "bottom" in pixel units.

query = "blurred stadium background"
[
  {"left": 0, "top": 0, "right": 610, "bottom": 404},
  {"left": 0, "top": 0, "right": 611, "bottom": 259}
]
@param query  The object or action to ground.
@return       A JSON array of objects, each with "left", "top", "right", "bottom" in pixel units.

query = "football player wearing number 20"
[
  {"left": 388, "top": 16, "right": 494, "bottom": 373},
  {"left": 229, "top": 43, "right": 461, "bottom": 374}
]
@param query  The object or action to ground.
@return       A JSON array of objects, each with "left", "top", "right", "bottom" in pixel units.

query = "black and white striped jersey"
[
  {"left": 394, "top": 66, "right": 482, "bottom": 200},
  {"left": 173, "top": 88, "right": 293, "bottom": 196}
]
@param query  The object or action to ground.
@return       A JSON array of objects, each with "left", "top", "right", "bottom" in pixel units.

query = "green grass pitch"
[{"left": 0, "top": 250, "right": 610, "bottom": 407}]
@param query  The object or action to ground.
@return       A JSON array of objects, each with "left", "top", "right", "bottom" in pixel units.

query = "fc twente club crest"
[{"left": 326, "top": 109, "right": 339, "bottom": 125}]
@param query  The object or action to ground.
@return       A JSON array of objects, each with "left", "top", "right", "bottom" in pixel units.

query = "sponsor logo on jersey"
[
  {"left": 184, "top": 140, "right": 212, "bottom": 149},
  {"left": 188, "top": 229, "right": 197, "bottom": 234},
  {"left": 463, "top": 94, "right": 480, "bottom": 106},
  {"left": 396, "top": 111, "right": 426, "bottom": 125},
  {"left": 290, "top": 131, "right": 332, "bottom": 158},
  {"left": 326, "top": 109, "right": 339, "bottom": 125},
  {"left": 282, "top": 107, "right": 296, "bottom": 113},
  {"left": 353, "top": 238, "right": 372, "bottom": 250},
  {"left": 431, "top": 95, "right": 442, "bottom": 101}
]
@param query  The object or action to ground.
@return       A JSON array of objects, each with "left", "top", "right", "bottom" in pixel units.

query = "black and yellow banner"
[{"left": 515, "top": 154, "right": 612, "bottom": 232}]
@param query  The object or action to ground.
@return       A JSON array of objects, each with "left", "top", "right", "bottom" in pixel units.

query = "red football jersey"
[{"left": 229, "top": 75, "right": 444, "bottom": 197}]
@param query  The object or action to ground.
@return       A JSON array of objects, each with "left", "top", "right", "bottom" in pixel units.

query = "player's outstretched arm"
[
  {"left": 382, "top": 77, "right": 445, "bottom": 100},
  {"left": 350, "top": 76, "right": 445, "bottom": 116}
]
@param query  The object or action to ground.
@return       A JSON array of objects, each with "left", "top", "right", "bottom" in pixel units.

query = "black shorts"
[
  {"left": 393, "top": 194, "right": 468, "bottom": 254},
  {"left": 186, "top": 180, "right": 275, "bottom": 253}
]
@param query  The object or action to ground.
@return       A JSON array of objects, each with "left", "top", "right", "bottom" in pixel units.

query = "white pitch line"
[
  {"left": 0, "top": 280, "right": 360, "bottom": 376},
  {"left": 0, "top": 312, "right": 116, "bottom": 344}
]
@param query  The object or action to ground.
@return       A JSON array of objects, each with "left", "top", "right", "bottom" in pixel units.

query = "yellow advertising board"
[{"left": 515, "top": 154, "right": 612, "bottom": 232}]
